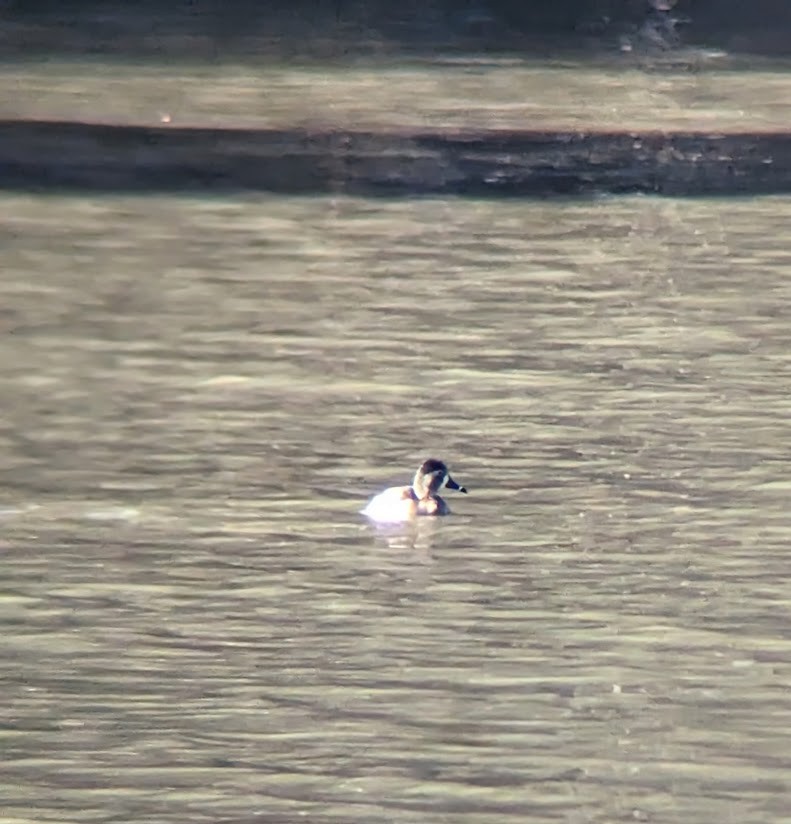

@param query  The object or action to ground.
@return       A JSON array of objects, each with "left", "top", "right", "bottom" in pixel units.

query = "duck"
[{"left": 361, "top": 458, "right": 467, "bottom": 523}]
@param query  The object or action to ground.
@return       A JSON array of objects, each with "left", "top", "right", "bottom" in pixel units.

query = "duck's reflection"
[{"left": 364, "top": 515, "right": 442, "bottom": 554}]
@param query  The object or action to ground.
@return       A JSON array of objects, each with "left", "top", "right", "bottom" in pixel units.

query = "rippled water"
[
  {"left": 4, "top": 55, "right": 791, "bottom": 131},
  {"left": 2, "top": 191, "right": 791, "bottom": 822}
]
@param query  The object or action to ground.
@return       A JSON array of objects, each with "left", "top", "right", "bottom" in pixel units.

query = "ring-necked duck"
[{"left": 361, "top": 458, "right": 467, "bottom": 522}]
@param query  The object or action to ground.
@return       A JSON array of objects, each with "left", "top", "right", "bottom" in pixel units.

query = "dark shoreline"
[
  {"left": 3, "top": 0, "right": 791, "bottom": 60},
  {"left": 0, "top": 119, "right": 787, "bottom": 198}
]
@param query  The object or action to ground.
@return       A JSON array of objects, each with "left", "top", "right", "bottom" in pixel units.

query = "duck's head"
[{"left": 412, "top": 458, "right": 468, "bottom": 500}]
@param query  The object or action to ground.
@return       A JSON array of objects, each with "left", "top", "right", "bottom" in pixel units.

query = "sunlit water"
[
  {"left": 4, "top": 55, "right": 791, "bottom": 131},
  {"left": 2, "top": 190, "right": 791, "bottom": 822}
]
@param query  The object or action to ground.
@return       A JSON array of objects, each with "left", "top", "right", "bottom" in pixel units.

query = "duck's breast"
[{"left": 417, "top": 496, "right": 450, "bottom": 516}]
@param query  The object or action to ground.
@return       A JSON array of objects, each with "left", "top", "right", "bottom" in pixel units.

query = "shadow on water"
[
  {"left": 2, "top": 191, "right": 791, "bottom": 821},
  {"left": 5, "top": 54, "right": 791, "bottom": 197}
]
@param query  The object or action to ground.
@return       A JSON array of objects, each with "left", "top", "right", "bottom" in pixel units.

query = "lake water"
[
  {"left": 4, "top": 53, "right": 791, "bottom": 132},
  {"left": 2, "top": 188, "right": 790, "bottom": 822}
]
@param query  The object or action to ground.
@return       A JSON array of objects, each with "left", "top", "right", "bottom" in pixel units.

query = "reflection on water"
[{"left": 2, "top": 191, "right": 791, "bottom": 822}]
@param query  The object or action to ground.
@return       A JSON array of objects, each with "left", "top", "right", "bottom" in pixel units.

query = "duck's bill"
[{"left": 445, "top": 476, "right": 467, "bottom": 494}]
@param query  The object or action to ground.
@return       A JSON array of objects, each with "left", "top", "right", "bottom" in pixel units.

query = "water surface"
[
  {"left": 4, "top": 55, "right": 791, "bottom": 131},
  {"left": 2, "top": 191, "right": 791, "bottom": 822}
]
